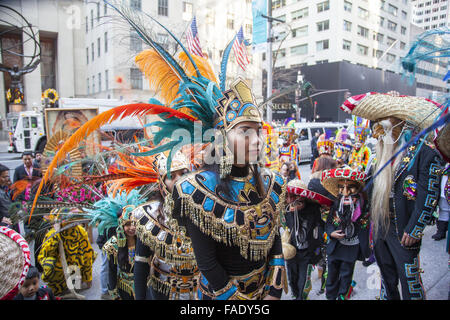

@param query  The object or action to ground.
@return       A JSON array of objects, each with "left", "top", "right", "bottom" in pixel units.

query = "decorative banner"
[{"left": 252, "top": 0, "right": 268, "bottom": 53}]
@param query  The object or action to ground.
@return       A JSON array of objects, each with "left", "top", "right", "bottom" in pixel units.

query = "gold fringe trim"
[
  {"left": 265, "top": 264, "right": 288, "bottom": 294},
  {"left": 181, "top": 198, "right": 279, "bottom": 261},
  {"left": 118, "top": 277, "right": 135, "bottom": 298},
  {"left": 135, "top": 223, "right": 197, "bottom": 266},
  {"left": 102, "top": 236, "right": 118, "bottom": 265}
]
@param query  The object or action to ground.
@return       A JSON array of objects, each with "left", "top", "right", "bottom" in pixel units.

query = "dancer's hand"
[
  {"left": 330, "top": 230, "right": 345, "bottom": 239},
  {"left": 401, "top": 233, "right": 420, "bottom": 247}
]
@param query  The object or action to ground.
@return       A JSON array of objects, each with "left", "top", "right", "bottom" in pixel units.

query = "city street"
[{"left": 2, "top": 141, "right": 447, "bottom": 301}]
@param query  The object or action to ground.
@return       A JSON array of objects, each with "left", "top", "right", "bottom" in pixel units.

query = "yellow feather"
[
  {"left": 135, "top": 49, "right": 181, "bottom": 104},
  {"left": 178, "top": 52, "right": 218, "bottom": 84}
]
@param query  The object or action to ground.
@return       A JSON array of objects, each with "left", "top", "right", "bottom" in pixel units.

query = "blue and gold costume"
[{"left": 173, "top": 166, "right": 287, "bottom": 300}]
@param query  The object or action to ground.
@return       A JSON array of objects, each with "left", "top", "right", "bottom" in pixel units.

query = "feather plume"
[
  {"left": 135, "top": 49, "right": 182, "bottom": 104},
  {"left": 178, "top": 52, "right": 218, "bottom": 84},
  {"left": 28, "top": 103, "right": 196, "bottom": 222},
  {"left": 219, "top": 37, "right": 236, "bottom": 91}
]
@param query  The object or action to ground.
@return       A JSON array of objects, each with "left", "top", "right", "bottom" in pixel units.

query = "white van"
[{"left": 294, "top": 122, "right": 348, "bottom": 162}]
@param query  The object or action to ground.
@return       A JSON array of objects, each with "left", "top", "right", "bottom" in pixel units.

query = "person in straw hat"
[
  {"left": 321, "top": 166, "right": 371, "bottom": 300},
  {"left": 340, "top": 91, "right": 444, "bottom": 300},
  {"left": 0, "top": 226, "right": 31, "bottom": 300},
  {"left": 284, "top": 179, "right": 333, "bottom": 300}
]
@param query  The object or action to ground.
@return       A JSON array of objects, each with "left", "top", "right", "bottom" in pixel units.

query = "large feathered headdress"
[{"left": 29, "top": 1, "right": 259, "bottom": 219}]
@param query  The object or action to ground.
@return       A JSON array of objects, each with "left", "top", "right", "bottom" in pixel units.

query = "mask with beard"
[{"left": 336, "top": 194, "right": 362, "bottom": 239}]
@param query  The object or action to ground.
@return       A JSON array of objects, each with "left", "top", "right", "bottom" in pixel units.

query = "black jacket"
[
  {"left": 325, "top": 198, "right": 371, "bottom": 260},
  {"left": 14, "top": 286, "right": 58, "bottom": 300},
  {"left": 285, "top": 202, "right": 324, "bottom": 264},
  {"left": 386, "top": 143, "right": 443, "bottom": 248},
  {"left": 13, "top": 164, "right": 42, "bottom": 183}
]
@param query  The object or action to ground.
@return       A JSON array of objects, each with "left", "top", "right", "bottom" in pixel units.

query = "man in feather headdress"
[{"left": 340, "top": 92, "right": 444, "bottom": 300}]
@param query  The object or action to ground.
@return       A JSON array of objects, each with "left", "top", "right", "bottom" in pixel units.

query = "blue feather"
[{"left": 219, "top": 37, "right": 236, "bottom": 92}]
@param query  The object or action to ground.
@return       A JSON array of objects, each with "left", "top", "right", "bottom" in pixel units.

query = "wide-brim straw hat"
[
  {"left": 341, "top": 92, "right": 442, "bottom": 131},
  {"left": 320, "top": 167, "right": 367, "bottom": 197},
  {"left": 0, "top": 227, "right": 31, "bottom": 300},
  {"left": 435, "top": 122, "right": 450, "bottom": 162},
  {"left": 287, "top": 179, "right": 334, "bottom": 207}
]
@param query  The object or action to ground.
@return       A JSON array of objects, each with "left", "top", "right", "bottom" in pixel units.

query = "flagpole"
[{"left": 266, "top": 0, "right": 273, "bottom": 124}]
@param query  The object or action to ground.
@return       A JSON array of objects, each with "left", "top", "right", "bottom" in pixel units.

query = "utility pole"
[{"left": 266, "top": 0, "right": 273, "bottom": 124}]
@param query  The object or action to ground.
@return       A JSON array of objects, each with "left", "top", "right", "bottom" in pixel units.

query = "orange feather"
[
  {"left": 135, "top": 49, "right": 182, "bottom": 104},
  {"left": 178, "top": 52, "right": 218, "bottom": 84},
  {"left": 28, "top": 103, "right": 195, "bottom": 222}
]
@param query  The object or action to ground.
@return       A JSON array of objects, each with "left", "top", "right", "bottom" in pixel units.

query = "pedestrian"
[
  {"left": 0, "top": 164, "right": 12, "bottom": 227},
  {"left": 321, "top": 166, "right": 371, "bottom": 300},
  {"left": 96, "top": 224, "right": 116, "bottom": 300},
  {"left": 33, "top": 151, "right": 42, "bottom": 168},
  {"left": 310, "top": 130, "right": 320, "bottom": 169},
  {"left": 102, "top": 206, "right": 138, "bottom": 300},
  {"left": 284, "top": 179, "right": 333, "bottom": 300},
  {"left": 311, "top": 131, "right": 334, "bottom": 172},
  {"left": 432, "top": 163, "right": 449, "bottom": 241},
  {"left": 13, "top": 151, "right": 41, "bottom": 183},
  {"left": 280, "top": 162, "right": 290, "bottom": 180},
  {"left": 308, "top": 156, "right": 337, "bottom": 294},
  {"left": 341, "top": 92, "right": 443, "bottom": 300},
  {"left": 14, "top": 266, "right": 60, "bottom": 300}
]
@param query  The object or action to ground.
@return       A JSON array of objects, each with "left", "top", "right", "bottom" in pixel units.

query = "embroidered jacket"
[{"left": 387, "top": 141, "right": 443, "bottom": 248}]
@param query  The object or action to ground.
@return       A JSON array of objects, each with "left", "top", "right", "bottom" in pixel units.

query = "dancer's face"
[
  {"left": 227, "top": 121, "right": 263, "bottom": 166},
  {"left": 286, "top": 195, "right": 306, "bottom": 212},
  {"left": 337, "top": 179, "right": 359, "bottom": 198},
  {"left": 123, "top": 221, "right": 136, "bottom": 237},
  {"left": 164, "top": 168, "right": 189, "bottom": 193}
]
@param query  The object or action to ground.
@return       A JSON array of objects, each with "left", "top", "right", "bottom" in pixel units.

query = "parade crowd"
[{"left": 0, "top": 4, "right": 449, "bottom": 302}]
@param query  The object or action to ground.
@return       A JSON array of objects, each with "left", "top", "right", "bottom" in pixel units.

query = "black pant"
[
  {"left": 286, "top": 251, "right": 312, "bottom": 300},
  {"left": 149, "top": 286, "right": 169, "bottom": 300},
  {"left": 325, "top": 255, "right": 356, "bottom": 300},
  {"left": 374, "top": 221, "right": 424, "bottom": 300}
]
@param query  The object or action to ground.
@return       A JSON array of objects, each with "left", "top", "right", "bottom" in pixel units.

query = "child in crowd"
[{"left": 14, "top": 266, "right": 60, "bottom": 300}]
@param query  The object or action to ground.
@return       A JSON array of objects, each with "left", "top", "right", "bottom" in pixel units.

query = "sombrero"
[
  {"left": 321, "top": 167, "right": 367, "bottom": 197},
  {"left": 287, "top": 179, "right": 334, "bottom": 207},
  {"left": 341, "top": 92, "right": 442, "bottom": 131},
  {"left": 0, "top": 226, "right": 31, "bottom": 300}
]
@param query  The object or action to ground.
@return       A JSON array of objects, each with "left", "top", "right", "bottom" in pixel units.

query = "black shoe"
[{"left": 432, "top": 221, "right": 448, "bottom": 241}]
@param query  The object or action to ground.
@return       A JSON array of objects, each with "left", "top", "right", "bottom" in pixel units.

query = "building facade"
[
  {"left": 0, "top": 0, "right": 86, "bottom": 119},
  {"left": 85, "top": 0, "right": 262, "bottom": 103}
]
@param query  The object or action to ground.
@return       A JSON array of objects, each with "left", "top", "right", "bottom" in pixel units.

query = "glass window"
[
  {"left": 97, "top": 37, "right": 101, "bottom": 57},
  {"left": 344, "top": 20, "right": 352, "bottom": 31},
  {"left": 292, "top": 7, "right": 308, "bottom": 20},
  {"left": 387, "top": 20, "right": 397, "bottom": 31},
  {"left": 23, "top": 117, "right": 29, "bottom": 129},
  {"left": 386, "top": 53, "right": 396, "bottom": 63},
  {"left": 317, "top": 20, "right": 329, "bottom": 32},
  {"left": 357, "top": 44, "right": 368, "bottom": 56},
  {"left": 292, "top": 26, "right": 308, "bottom": 38},
  {"left": 344, "top": 1, "right": 352, "bottom": 12},
  {"left": 358, "top": 7, "right": 369, "bottom": 19},
  {"left": 388, "top": 4, "right": 398, "bottom": 16},
  {"left": 316, "top": 39, "right": 329, "bottom": 51},
  {"left": 290, "top": 44, "right": 308, "bottom": 55},
  {"left": 357, "top": 25, "right": 369, "bottom": 38},
  {"left": 130, "top": 68, "right": 142, "bottom": 89},
  {"left": 343, "top": 39, "right": 351, "bottom": 51},
  {"left": 130, "top": 0, "right": 142, "bottom": 11},
  {"left": 105, "top": 70, "right": 109, "bottom": 91},
  {"left": 98, "top": 72, "right": 102, "bottom": 92},
  {"left": 104, "top": 32, "right": 108, "bottom": 53},
  {"left": 158, "top": 0, "right": 168, "bottom": 16},
  {"left": 317, "top": 1, "right": 330, "bottom": 12},
  {"left": 130, "top": 29, "right": 142, "bottom": 52},
  {"left": 31, "top": 117, "right": 38, "bottom": 128}
]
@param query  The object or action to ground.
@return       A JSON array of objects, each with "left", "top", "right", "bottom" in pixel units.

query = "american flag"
[
  {"left": 186, "top": 16, "right": 204, "bottom": 57},
  {"left": 233, "top": 26, "right": 250, "bottom": 71}
]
